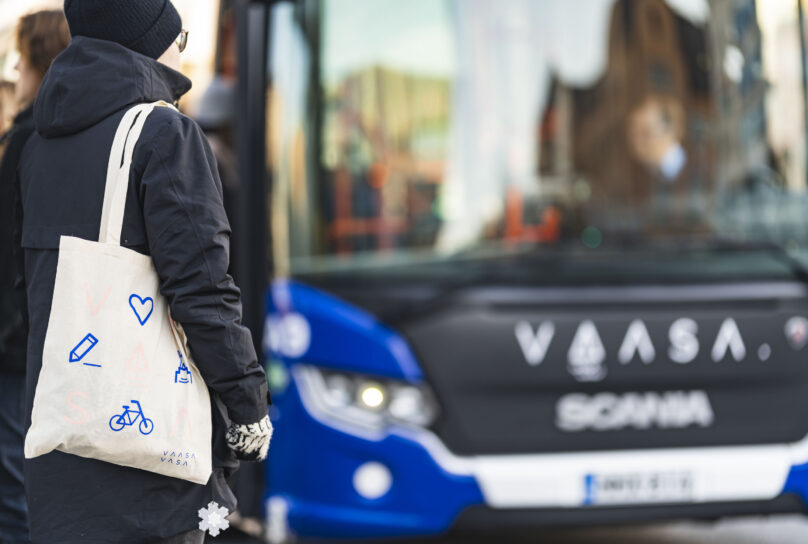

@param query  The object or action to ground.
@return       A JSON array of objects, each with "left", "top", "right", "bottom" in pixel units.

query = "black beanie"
[{"left": 63, "top": 0, "right": 182, "bottom": 60}]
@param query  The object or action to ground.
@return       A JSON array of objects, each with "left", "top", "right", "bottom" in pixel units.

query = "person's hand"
[{"left": 225, "top": 415, "right": 273, "bottom": 461}]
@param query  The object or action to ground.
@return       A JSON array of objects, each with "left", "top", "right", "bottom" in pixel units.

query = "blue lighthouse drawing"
[{"left": 174, "top": 351, "right": 192, "bottom": 384}]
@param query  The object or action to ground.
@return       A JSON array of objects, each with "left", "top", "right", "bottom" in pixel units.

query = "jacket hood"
[{"left": 34, "top": 36, "right": 191, "bottom": 138}]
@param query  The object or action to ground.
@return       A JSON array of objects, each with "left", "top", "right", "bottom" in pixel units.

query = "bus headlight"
[
  {"left": 296, "top": 365, "right": 438, "bottom": 431},
  {"left": 357, "top": 382, "right": 387, "bottom": 411}
]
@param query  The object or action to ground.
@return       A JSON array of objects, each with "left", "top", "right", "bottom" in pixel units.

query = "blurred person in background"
[
  {"left": 627, "top": 95, "right": 688, "bottom": 183},
  {"left": 626, "top": 93, "right": 703, "bottom": 232},
  {"left": 14, "top": 1, "right": 271, "bottom": 542},
  {"left": 196, "top": 76, "right": 240, "bottom": 272},
  {"left": 0, "top": 81, "right": 15, "bottom": 136},
  {"left": 0, "top": 10, "right": 69, "bottom": 544}
]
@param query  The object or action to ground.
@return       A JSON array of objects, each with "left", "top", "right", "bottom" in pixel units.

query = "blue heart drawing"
[{"left": 129, "top": 294, "right": 154, "bottom": 326}]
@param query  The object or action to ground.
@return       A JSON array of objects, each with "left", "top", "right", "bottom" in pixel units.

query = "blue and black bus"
[{"left": 229, "top": 0, "right": 808, "bottom": 540}]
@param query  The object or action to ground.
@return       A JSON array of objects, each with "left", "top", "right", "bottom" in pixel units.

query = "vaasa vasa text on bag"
[{"left": 161, "top": 450, "right": 197, "bottom": 467}]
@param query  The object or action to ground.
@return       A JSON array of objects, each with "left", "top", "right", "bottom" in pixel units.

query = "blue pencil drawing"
[
  {"left": 128, "top": 294, "right": 154, "bottom": 326},
  {"left": 109, "top": 399, "right": 154, "bottom": 435},
  {"left": 69, "top": 333, "right": 98, "bottom": 362},
  {"left": 83, "top": 363, "right": 102, "bottom": 368},
  {"left": 174, "top": 351, "right": 192, "bottom": 384}
]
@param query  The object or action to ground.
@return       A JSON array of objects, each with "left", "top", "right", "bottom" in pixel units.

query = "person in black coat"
[
  {"left": 0, "top": 10, "right": 70, "bottom": 543},
  {"left": 14, "top": 1, "right": 273, "bottom": 542}
]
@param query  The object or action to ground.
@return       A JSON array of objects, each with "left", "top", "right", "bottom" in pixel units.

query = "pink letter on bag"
[
  {"left": 84, "top": 282, "right": 111, "bottom": 316},
  {"left": 125, "top": 342, "right": 149, "bottom": 387},
  {"left": 170, "top": 407, "right": 193, "bottom": 438},
  {"left": 63, "top": 391, "right": 89, "bottom": 425}
]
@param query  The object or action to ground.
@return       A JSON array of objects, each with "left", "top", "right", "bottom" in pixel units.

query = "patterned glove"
[{"left": 225, "top": 415, "right": 273, "bottom": 462}]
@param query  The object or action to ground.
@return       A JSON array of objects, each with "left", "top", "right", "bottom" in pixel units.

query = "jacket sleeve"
[{"left": 136, "top": 114, "right": 268, "bottom": 425}]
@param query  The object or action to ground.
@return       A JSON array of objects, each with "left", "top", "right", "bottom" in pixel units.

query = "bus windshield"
[{"left": 268, "top": 0, "right": 808, "bottom": 284}]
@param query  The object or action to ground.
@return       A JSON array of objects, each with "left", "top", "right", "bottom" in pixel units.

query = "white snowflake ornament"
[{"left": 198, "top": 500, "right": 230, "bottom": 537}]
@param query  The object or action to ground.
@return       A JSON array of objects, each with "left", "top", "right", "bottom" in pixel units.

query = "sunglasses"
[{"left": 176, "top": 29, "right": 189, "bottom": 53}]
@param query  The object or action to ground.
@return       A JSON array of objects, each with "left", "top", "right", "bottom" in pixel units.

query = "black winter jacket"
[
  {"left": 0, "top": 105, "right": 33, "bottom": 375},
  {"left": 16, "top": 37, "right": 268, "bottom": 543}
]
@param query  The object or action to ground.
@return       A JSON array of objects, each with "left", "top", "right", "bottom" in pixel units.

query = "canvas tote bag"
[{"left": 24, "top": 101, "right": 213, "bottom": 484}]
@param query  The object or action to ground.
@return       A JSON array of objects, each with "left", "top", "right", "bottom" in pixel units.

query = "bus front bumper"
[{"left": 265, "top": 378, "right": 808, "bottom": 540}]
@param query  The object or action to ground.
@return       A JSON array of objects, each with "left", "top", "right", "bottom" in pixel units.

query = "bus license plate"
[{"left": 584, "top": 471, "right": 694, "bottom": 505}]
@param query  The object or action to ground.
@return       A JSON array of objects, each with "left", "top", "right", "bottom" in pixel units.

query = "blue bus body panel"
[
  {"left": 268, "top": 380, "right": 483, "bottom": 538},
  {"left": 266, "top": 280, "right": 422, "bottom": 381},
  {"left": 784, "top": 464, "right": 808, "bottom": 500},
  {"left": 264, "top": 280, "right": 481, "bottom": 538}
]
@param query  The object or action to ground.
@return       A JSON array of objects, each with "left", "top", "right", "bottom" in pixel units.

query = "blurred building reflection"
[{"left": 322, "top": 65, "right": 450, "bottom": 253}]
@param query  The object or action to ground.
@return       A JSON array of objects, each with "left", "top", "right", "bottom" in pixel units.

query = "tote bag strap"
[
  {"left": 98, "top": 100, "right": 177, "bottom": 245},
  {"left": 98, "top": 101, "right": 193, "bottom": 361}
]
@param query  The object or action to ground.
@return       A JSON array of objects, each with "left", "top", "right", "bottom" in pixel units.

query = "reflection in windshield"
[{"left": 269, "top": 0, "right": 808, "bottom": 278}]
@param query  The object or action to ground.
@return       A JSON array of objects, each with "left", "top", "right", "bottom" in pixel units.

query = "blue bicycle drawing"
[{"left": 108, "top": 400, "right": 154, "bottom": 435}]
